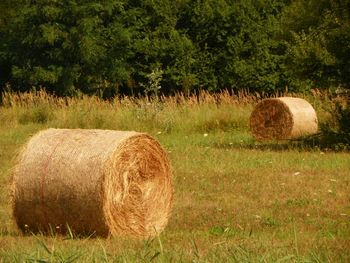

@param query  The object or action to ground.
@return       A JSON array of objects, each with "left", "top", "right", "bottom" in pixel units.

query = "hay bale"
[
  {"left": 250, "top": 97, "right": 318, "bottom": 140},
  {"left": 12, "top": 128, "right": 173, "bottom": 237}
]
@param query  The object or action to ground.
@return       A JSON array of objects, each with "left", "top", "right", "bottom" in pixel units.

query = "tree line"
[{"left": 0, "top": 0, "right": 349, "bottom": 97}]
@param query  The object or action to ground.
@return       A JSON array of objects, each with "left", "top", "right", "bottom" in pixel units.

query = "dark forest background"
[{"left": 1, "top": 0, "right": 349, "bottom": 97}]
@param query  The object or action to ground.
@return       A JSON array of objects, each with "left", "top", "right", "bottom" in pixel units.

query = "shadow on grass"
[
  {"left": 213, "top": 141, "right": 309, "bottom": 152},
  {"left": 213, "top": 132, "right": 350, "bottom": 152},
  {"left": 0, "top": 228, "right": 21, "bottom": 237},
  {"left": 299, "top": 131, "right": 350, "bottom": 151}
]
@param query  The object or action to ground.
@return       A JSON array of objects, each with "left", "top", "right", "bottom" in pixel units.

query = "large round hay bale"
[
  {"left": 12, "top": 128, "right": 173, "bottom": 237},
  {"left": 250, "top": 97, "right": 318, "bottom": 140}
]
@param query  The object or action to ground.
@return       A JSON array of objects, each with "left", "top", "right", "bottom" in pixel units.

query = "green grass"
[{"left": 0, "top": 91, "right": 349, "bottom": 262}]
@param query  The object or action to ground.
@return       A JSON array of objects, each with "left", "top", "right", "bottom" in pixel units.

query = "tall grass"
[
  {"left": 0, "top": 89, "right": 334, "bottom": 134},
  {"left": 1, "top": 89, "right": 257, "bottom": 133}
]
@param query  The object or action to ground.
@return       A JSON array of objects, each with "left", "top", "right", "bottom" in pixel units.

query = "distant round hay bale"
[
  {"left": 250, "top": 97, "right": 318, "bottom": 140},
  {"left": 12, "top": 128, "right": 173, "bottom": 237}
]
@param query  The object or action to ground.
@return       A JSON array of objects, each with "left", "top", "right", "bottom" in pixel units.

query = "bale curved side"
[
  {"left": 12, "top": 128, "right": 173, "bottom": 237},
  {"left": 279, "top": 97, "right": 318, "bottom": 138},
  {"left": 250, "top": 97, "right": 318, "bottom": 140}
]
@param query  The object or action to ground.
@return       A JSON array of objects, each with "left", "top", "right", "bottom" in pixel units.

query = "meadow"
[{"left": 0, "top": 90, "right": 349, "bottom": 262}]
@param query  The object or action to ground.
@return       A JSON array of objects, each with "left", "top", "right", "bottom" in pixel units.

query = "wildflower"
[
  {"left": 157, "top": 131, "right": 162, "bottom": 135},
  {"left": 327, "top": 189, "right": 333, "bottom": 193},
  {"left": 203, "top": 133, "right": 208, "bottom": 137}
]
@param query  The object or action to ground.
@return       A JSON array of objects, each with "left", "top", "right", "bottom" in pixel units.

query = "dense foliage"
[
  {"left": 0, "top": 0, "right": 349, "bottom": 96},
  {"left": 281, "top": 0, "right": 350, "bottom": 89}
]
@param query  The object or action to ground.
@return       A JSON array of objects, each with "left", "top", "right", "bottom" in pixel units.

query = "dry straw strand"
[
  {"left": 12, "top": 128, "right": 173, "bottom": 238},
  {"left": 250, "top": 97, "right": 318, "bottom": 140}
]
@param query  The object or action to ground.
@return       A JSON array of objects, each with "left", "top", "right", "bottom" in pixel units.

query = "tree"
[
  {"left": 2, "top": 0, "right": 132, "bottom": 95},
  {"left": 122, "top": 0, "right": 198, "bottom": 95},
  {"left": 281, "top": 0, "right": 350, "bottom": 89},
  {"left": 2, "top": 0, "right": 315, "bottom": 95},
  {"left": 177, "top": 0, "right": 289, "bottom": 92},
  {"left": 0, "top": 0, "right": 23, "bottom": 90}
]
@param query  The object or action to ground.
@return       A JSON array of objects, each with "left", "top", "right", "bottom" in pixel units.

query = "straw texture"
[
  {"left": 12, "top": 128, "right": 173, "bottom": 237},
  {"left": 250, "top": 97, "right": 318, "bottom": 140}
]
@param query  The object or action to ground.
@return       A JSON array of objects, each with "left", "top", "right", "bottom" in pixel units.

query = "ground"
[{"left": 0, "top": 91, "right": 349, "bottom": 262}]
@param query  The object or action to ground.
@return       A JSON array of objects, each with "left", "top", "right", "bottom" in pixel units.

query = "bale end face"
[{"left": 103, "top": 134, "right": 173, "bottom": 237}]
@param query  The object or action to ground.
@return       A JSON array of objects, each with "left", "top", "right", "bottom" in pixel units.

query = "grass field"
[{"left": 0, "top": 91, "right": 349, "bottom": 262}]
